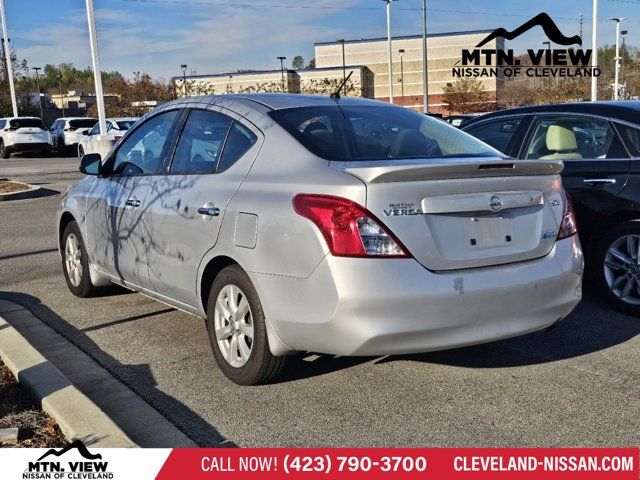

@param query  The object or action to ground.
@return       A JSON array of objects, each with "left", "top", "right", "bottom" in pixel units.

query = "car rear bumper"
[
  {"left": 253, "top": 235, "right": 583, "bottom": 356},
  {"left": 9, "top": 142, "right": 51, "bottom": 152}
]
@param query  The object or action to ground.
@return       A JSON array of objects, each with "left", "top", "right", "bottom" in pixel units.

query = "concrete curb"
[
  {"left": 0, "top": 180, "right": 41, "bottom": 201},
  {"left": 0, "top": 299, "right": 197, "bottom": 448},
  {"left": 0, "top": 309, "right": 136, "bottom": 447}
]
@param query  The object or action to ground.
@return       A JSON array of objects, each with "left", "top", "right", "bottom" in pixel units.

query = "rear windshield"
[
  {"left": 269, "top": 105, "right": 496, "bottom": 161},
  {"left": 113, "top": 120, "right": 136, "bottom": 130},
  {"left": 69, "top": 119, "right": 98, "bottom": 128},
  {"left": 9, "top": 118, "right": 45, "bottom": 130}
]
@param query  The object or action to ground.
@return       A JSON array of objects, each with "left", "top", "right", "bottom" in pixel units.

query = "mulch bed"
[
  {"left": 0, "top": 359, "right": 67, "bottom": 448},
  {"left": 0, "top": 179, "right": 29, "bottom": 194}
]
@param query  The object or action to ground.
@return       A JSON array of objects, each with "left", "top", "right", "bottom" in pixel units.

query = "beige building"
[
  {"left": 177, "top": 29, "right": 502, "bottom": 114},
  {"left": 50, "top": 90, "right": 119, "bottom": 110},
  {"left": 177, "top": 69, "right": 299, "bottom": 95},
  {"left": 315, "top": 30, "right": 503, "bottom": 113}
]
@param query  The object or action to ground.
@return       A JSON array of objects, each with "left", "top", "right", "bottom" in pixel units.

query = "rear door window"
[
  {"left": 170, "top": 109, "right": 232, "bottom": 174},
  {"left": 218, "top": 122, "right": 257, "bottom": 172},
  {"left": 615, "top": 123, "right": 640, "bottom": 157},
  {"left": 523, "top": 116, "right": 627, "bottom": 160},
  {"left": 464, "top": 117, "right": 523, "bottom": 154}
]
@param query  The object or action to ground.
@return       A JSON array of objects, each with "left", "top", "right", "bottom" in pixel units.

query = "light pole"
[
  {"left": 85, "top": 0, "right": 106, "bottom": 135},
  {"left": 421, "top": 0, "right": 428, "bottom": 113},
  {"left": 0, "top": 0, "right": 17, "bottom": 117},
  {"left": 398, "top": 48, "right": 405, "bottom": 103},
  {"left": 58, "top": 74, "right": 65, "bottom": 119},
  {"left": 337, "top": 39, "right": 346, "bottom": 83},
  {"left": 32, "top": 66, "right": 43, "bottom": 118},
  {"left": 591, "top": 0, "right": 598, "bottom": 101},
  {"left": 621, "top": 29, "right": 628, "bottom": 96},
  {"left": 381, "top": 0, "right": 397, "bottom": 104},
  {"left": 227, "top": 74, "right": 233, "bottom": 94},
  {"left": 180, "top": 64, "right": 187, "bottom": 97},
  {"left": 277, "top": 56, "right": 287, "bottom": 93},
  {"left": 609, "top": 17, "right": 626, "bottom": 101}
]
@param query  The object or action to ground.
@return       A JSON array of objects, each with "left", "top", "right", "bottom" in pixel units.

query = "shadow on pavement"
[{"left": 0, "top": 291, "right": 233, "bottom": 447}]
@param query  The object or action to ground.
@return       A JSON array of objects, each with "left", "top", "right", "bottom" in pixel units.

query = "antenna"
[{"left": 330, "top": 70, "right": 353, "bottom": 100}]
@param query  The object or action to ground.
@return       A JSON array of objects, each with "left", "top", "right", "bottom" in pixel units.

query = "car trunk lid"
[{"left": 332, "top": 157, "right": 566, "bottom": 271}]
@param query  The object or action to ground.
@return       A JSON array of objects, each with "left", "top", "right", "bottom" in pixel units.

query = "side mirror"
[{"left": 79, "top": 153, "right": 101, "bottom": 175}]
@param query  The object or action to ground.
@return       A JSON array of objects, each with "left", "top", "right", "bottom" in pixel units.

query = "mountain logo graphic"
[
  {"left": 476, "top": 12, "right": 582, "bottom": 48},
  {"left": 36, "top": 440, "right": 102, "bottom": 462}
]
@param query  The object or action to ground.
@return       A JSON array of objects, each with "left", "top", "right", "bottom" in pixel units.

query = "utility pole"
[
  {"left": 277, "top": 56, "right": 287, "bottom": 93},
  {"left": 32, "top": 67, "right": 43, "bottom": 118},
  {"left": 85, "top": 0, "right": 106, "bottom": 135},
  {"left": 421, "top": 0, "right": 428, "bottom": 113},
  {"left": 609, "top": 17, "right": 626, "bottom": 101},
  {"left": 381, "top": 0, "right": 397, "bottom": 104},
  {"left": 591, "top": 0, "right": 598, "bottom": 101},
  {"left": 0, "top": 0, "right": 17, "bottom": 117}
]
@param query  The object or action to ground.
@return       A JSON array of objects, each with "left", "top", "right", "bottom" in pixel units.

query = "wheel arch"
[
  {"left": 585, "top": 211, "right": 640, "bottom": 258},
  {"left": 199, "top": 255, "right": 238, "bottom": 314},
  {"left": 58, "top": 211, "right": 77, "bottom": 253}
]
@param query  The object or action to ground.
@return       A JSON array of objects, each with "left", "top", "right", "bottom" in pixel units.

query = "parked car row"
[
  {"left": 58, "top": 94, "right": 583, "bottom": 385},
  {"left": 0, "top": 116, "right": 141, "bottom": 160}
]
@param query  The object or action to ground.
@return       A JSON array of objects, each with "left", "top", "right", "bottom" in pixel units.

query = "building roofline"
[
  {"left": 314, "top": 29, "right": 494, "bottom": 46},
  {"left": 175, "top": 68, "right": 296, "bottom": 81}
]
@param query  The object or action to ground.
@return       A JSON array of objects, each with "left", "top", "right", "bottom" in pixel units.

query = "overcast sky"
[{"left": 6, "top": 0, "right": 640, "bottom": 81}]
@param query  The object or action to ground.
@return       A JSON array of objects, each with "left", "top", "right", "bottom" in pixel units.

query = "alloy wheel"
[
  {"left": 214, "top": 284, "right": 254, "bottom": 368},
  {"left": 604, "top": 234, "right": 640, "bottom": 305},
  {"left": 65, "top": 233, "right": 83, "bottom": 287}
]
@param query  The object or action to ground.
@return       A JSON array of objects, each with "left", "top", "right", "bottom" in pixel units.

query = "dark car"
[{"left": 463, "top": 101, "right": 640, "bottom": 316}]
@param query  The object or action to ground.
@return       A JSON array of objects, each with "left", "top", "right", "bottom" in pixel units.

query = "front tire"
[
  {"left": 78, "top": 145, "right": 84, "bottom": 161},
  {"left": 205, "top": 265, "right": 286, "bottom": 385},
  {"left": 61, "top": 221, "right": 99, "bottom": 298},
  {"left": 596, "top": 221, "right": 640, "bottom": 316}
]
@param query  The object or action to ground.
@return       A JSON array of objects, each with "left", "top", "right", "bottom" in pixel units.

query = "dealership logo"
[
  {"left": 24, "top": 440, "right": 113, "bottom": 479},
  {"left": 453, "top": 12, "right": 600, "bottom": 79}
]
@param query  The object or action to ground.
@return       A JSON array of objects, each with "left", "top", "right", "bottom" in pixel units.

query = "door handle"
[
  {"left": 583, "top": 178, "right": 616, "bottom": 186},
  {"left": 125, "top": 199, "right": 140, "bottom": 208},
  {"left": 198, "top": 206, "right": 220, "bottom": 217}
]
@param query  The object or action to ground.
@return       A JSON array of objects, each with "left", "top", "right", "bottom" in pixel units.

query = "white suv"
[
  {"left": 78, "top": 117, "right": 138, "bottom": 159},
  {"left": 50, "top": 117, "right": 97, "bottom": 153},
  {"left": 0, "top": 117, "right": 51, "bottom": 159}
]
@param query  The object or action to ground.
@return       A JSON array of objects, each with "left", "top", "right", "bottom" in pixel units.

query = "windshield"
[
  {"left": 69, "top": 119, "right": 98, "bottom": 129},
  {"left": 269, "top": 105, "right": 497, "bottom": 161},
  {"left": 112, "top": 120, "right": 136, "bottom": 130},
  {"left": 9, "top": 118, "right": 45, "bottom": 130}
]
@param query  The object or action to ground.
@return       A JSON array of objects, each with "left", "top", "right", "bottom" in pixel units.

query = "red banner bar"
[{"left": 156, "top": 448, "right": 639, "bottom": 480}]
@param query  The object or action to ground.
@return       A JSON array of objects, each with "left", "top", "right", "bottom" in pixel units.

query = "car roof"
[
  {"left": 109, "top": 117, "right": 138, "bottom": 122},
  {"left": 465, "top": 101, "right": 640, "bottom": 126},
  {"left": 171, "top": 93, "right": 390, "bottom": 112},
  {"left": 0, "top": 116, "right": 42, "bottom": 120}
]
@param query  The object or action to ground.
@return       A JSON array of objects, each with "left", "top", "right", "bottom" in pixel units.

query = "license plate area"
[{"left": 465, "top": 212, "right": 514, "bottom": 249}]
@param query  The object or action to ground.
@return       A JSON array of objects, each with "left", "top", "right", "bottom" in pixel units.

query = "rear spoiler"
[{"left": 330, "top": 158, "right": 564, "bottom": 184}]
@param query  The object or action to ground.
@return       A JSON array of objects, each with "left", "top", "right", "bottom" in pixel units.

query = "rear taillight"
[
  {"left": 114, "top": 135, "right": 122, "bottom": 141},
  {"left": 293, "top": 194, "right": 409, "bottom": 258},
  {"left": 557, "top": 191, "right": 577, "bottom": 240},
  {"left": 4, "top": 127, "right": 16, "bottom": 132}
]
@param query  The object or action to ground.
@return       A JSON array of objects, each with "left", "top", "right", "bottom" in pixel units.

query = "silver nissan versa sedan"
[{"left": 57, "top": 94, "right": 584, "bottom": 385}]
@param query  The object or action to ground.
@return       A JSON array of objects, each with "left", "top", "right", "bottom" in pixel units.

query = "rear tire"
[
  {"left": 595, "top": 221, "right": 640, "bottom": 316},
  {"left": 0, "top": 140, "right": 10, "bottom": 159},
  {"left": 205, "top": 265, "right": 287, "bottom": 385},
  {"left": 61, "top": 220, "right": 100, "bottom": 298},
  {"left": 78, "top": 145, "right": 84, "bottom": 161}
]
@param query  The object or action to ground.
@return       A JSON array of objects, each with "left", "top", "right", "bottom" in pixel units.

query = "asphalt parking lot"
[{"left": 1, "top": 155, "right": 639, "bottom": 447}]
